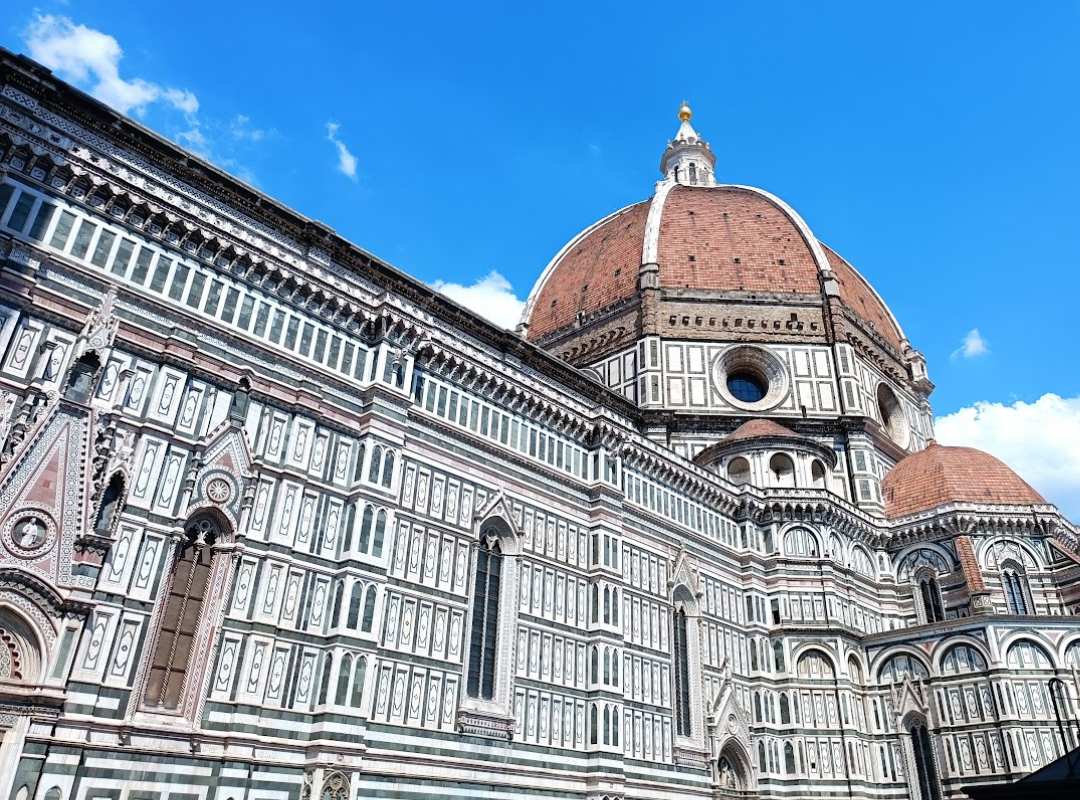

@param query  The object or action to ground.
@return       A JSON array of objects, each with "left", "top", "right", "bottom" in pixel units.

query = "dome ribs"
[
  {"left": 525, "top": 185, "right": 908, "bottom": 358},
  {"left": 821, "top": 243, "right": 905, "bottom": 352},
  {"left": 658, "top": 186, "right": 820, "bottom": 295},
  {"left": 528, "top": 201, "right": 650, "bottom": 339}
]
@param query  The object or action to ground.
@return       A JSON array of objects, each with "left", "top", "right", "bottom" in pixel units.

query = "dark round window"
[{"left": 727, "top": 371, "right": 767, "bottom": 403}]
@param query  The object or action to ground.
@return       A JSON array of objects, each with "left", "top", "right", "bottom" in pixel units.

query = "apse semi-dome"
[
  {"left": 520, "top": 105, "right": 906, "bottom": 356},
  {"left": 882, "top": 441, "right": 1045, "bottom": 518}
]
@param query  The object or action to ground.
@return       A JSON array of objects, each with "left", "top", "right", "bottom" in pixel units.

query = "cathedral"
[{"left": 0, "top": 47, "right": 1077, "bottom": 800}]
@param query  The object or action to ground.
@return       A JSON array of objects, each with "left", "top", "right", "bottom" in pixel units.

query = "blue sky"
[{"left": 2, "top": 2, "right": 1079, "bottom": 516}]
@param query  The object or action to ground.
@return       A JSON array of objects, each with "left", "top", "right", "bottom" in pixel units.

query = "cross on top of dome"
[{"left": 661, "top": 101, "right": 716, "bottom": 186}]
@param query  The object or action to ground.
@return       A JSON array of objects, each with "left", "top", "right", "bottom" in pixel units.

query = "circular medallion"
[
  {"left": 2, "top": 508, "right": 57, "bottom": 559},
  {"left": 206, "top": 477, "right": 232, "bottom": 504}
]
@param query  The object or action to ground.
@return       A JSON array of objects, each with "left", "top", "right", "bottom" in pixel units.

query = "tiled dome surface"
[
  {"left": 882, "top": 441, "right": 1045, "bottom": 518},
  {"left": 524, "top": 184, "right": 904, "bottom": 350}
]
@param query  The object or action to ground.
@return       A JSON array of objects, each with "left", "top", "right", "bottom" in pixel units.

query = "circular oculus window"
[{"left": 713, "top": 346, "right": 789, "bottom": 411}]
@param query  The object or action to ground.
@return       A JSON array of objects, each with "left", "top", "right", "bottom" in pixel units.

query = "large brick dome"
[
  {"left": 882, "top": 441, "right": 1046, "bottom": 518},
  {"left": 520, "top": 107, "right": 906, "bottom": 355},
  {"left": 522, "top": 183, "right": 904, "bottom": 351}
]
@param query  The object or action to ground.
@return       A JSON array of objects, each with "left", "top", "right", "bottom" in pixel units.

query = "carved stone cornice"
[
  {"left": 456, "top": 708, "right": 514, "bottom": 740},
  {"left": 0, "top": 72, "right": 642, "bottom": 430}
]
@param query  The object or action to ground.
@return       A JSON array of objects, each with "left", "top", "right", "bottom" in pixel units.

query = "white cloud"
[
  {"left": 951, "top": 328, "right": 989, "bottom": 360},
  {"left": 24, "top": 15, "right": 198, "bottom": 116},
  {"left": 935, "top": 393, "right": 1080, "bottom": 519},
  {"left": 326, "top": 122, "right": 358, "bottom": 180},
  {"left": 175, "top": 126, "right": 209, "bottom": 157},
  {"left": 430, "top": 271, "right": 525, "bottom": 330},
  {"left": 230, "top": 114, "right": 269, "bottom": 143}
]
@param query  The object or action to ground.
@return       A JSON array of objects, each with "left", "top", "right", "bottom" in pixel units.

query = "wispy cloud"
[
  {"left": 325, "top": 122, "right": 358, "bottom": 180},
  {"left": 25, "top": 14, "right": 198, "bottom": 117},
  {"left": 22, "top": 14, "right": 272, "bottom": 186},
  {"left": 230, "top": 114, "right": 270, "bottom": 143},
  {"left": 951, "top": 328, "right": 989, "bottom": 360},
  {"left": 936, "top": 393, "right": 1080, "bottom": 519},
  {"left": 430, "top": 271, "right": 525, "bottom": 330}
]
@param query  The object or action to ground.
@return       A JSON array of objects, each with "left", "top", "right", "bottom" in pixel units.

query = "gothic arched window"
[
  {"left": 347, "top": 584, "right": 363, "bottom": 629},
  {"left": 361, "top": 585, "right": 377, "bottom": 632},
  {"left": 773, "top": 640, "right": 786, "bottom": 673},
  {"left": 672, "top": 607, "right": 691, "bottom": 736},
  {"left": 335, "top": 653, "right": 352, "bottom": 704},
  {"left": 372, "top": 509, "right": 386, "bottom": 557},
  {"left": 317, "top": 652, "right": 333, "bottom": 704},
  {"left": 330, "top": 582, "right": 344, "bottom": 628},
  {"left": 1002, "top": 564, "right": 1031, "bottom": 615},
  {"left": 910, "top": 722, "right": 942, "bottom": 800},
  {"left": 368, "top": 446, "right": 383, "bottom": 483},
  {"left": 467, "top": 533, "right": 502, "bottom": 700},
  {"left": 916, "top": 571, "right": 945, "bottom": 623},
  {"left": 350, "top": 656, "right": 366, "bottom": 707},
  {"left": 358, "top": 506, "right": 373, "bottom": 552},
  {"left": 144, "top": 515, "right": 218, "bottom": 710},
  {"left": 381, "top": 451, "right": 395, "bottom": 487},
  {"left": 784, "top": 742, "right": 796, "bottom": 774},
  {"left": 340, "top": 503, "right": 356, "bottom": 555}
]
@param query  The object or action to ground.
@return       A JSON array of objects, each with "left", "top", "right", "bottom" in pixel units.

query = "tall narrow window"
[
  {"left": 358, "top": 506, "right": 373, "bottom": 552},
  {"left": 330, "top": 582, "right": 344, "bottom": 628},
  {"left": 347, "top": 584, "right": 363, "bottom": 629},
  {"left": 94, "top": 474, "right": 125, "bottom": 533},
  {"left": 1003, "top": 567, "right": 1030, "bottom": 615},
  {"left": 336, "top": 653, "right": 353, "bottom": 704},
  {"left": 917, "top": 574, "right": 945, "bottom": 623},
  {"left": 381, "top": 451, "right": 395, "bottom": 487},
  {"left": 372, "top": 510, "right": 386, "bottom": 557},
  {"left": 144, "top": 516, "right": 217, "bottom": 710},
  {"left": 350, "top": 656, "right": 366, "bottom": 708},
  {"left": 317, "top": 653, "right": 333, "bottom": 704},
  {"left": 361, "top": 586, "right": 377, "bottom": 632},
  {"left": 467, "top": 534, "right": 502, "bottom": 699},
  {"left": 672, "top": 608, "right": 691, "bottom": 736},
  {"left": 910, "top": 722, "right": 942, "bottom": 800}
]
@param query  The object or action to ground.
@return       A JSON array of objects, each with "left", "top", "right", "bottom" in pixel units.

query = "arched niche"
[{"left": 0, "top": 605, "right": 45, "bottom": 684}]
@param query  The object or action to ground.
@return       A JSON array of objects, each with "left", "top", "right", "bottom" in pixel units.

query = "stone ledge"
[{"left": 456, "top": 708, "right": 514, "bottom": 741}]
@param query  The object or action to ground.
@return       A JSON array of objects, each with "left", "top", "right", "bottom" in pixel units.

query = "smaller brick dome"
[
  {"left": 693, "top": 418, "right": 836, "bottom": 472},
  {"left": 725, "top": 419, "right": 804, "bottom": 444},
  {"left": 882, "top": 441, "right": 1045, "bottom": 518}
]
